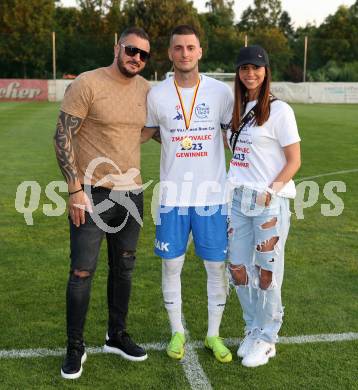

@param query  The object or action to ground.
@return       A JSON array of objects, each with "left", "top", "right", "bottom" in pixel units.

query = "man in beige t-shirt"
[{"left": 54, "top": 27, "right": 150, "bottom": 380}]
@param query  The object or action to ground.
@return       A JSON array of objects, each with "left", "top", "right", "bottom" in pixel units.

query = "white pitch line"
[
  {"left": 278, "top": 332, "right": 358, "bottom": 344},
  {"left": 296, "top": 168, "right": 358, "bottom": 182},
  {"left": 0, "top": 343, "right": 167, "bottom": 359},
  {"left": 180, "top": 318, "right": 213, "bottom": 390},
  {"left": 181, "top": 343, "right": 213, "bottom": 390},
  {"left": 1, "top": 332, "right": 357, "bottom": 360},
  {"left": 224, "top": 332, "right": 358, "bottom": 348}
]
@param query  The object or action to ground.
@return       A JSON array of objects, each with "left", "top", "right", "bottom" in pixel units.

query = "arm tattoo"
[
  {"left": 53, "top": 111, "right": 83, "bottom": 184},
  {"left": 152, "top": 128, "right": 161, "bottom": 144}
]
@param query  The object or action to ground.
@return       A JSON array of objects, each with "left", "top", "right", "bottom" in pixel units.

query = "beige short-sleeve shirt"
[{"left": 61, "top": 67, "right": 150, "bottom": 190}]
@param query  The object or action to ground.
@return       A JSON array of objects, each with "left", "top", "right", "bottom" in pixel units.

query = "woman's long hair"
[{"left": 231, "top": 67, "right": 272, "bottom": 131}]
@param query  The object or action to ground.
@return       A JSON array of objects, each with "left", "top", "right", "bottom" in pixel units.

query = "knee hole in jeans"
[
  {"left": 256, "top": 236, "right": 279, "bottom": 252},
  {"left": 72, "top": 269, "right": 91, "bottom": 278},
  {"left": 260, "top": 217, "right": 277, "bottom": 230},
  {"left": 229, "top": 263, "right": 248, "bottom": 286},
  {"left": 257, "top": 217, "right": 279, "bottom": 252},
  {"left": 121, "top": 250, "right": 136, "bottom": 258},
  {"left": 259, "top": 268, "right": 272, "bottom": 290}
]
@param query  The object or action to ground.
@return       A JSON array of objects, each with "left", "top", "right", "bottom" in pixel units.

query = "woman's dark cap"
[{"left": 236, "top": 45, "right": 270, "bottom": 68}]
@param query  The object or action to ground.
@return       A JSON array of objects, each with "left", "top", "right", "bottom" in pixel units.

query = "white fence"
[
  {"left": 50, "top": 79, "right": 358, "bottom": 104},
  {"left": 48, "top": 79, "right": 74, "bottom": 102},
  {"left": 1, "top": 78, "right": 358, "bottom": 104},
  {"left": 271, "top": 82, "right": 358, "bottom": 104}
]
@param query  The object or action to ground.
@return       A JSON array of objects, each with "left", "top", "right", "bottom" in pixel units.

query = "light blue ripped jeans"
[{"left": 228, "top": 186, "right": 291, "bottom": 344}]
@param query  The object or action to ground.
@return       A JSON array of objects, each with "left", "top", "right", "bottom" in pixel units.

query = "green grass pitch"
[{"left": 0, "top": 102, "right": 357, "bottom": 389}]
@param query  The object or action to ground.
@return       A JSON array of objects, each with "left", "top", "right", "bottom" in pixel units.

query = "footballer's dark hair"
[{"left": 170, "top": 24, "right": 200, "bottom": 44}]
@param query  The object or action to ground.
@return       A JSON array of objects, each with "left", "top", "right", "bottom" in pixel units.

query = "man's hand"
[
  {"left": 68, "top": 190, "right": 93, "bottom": 227},
  {"left": 141, "top": 127, "right": 161, "bottom": 143}
]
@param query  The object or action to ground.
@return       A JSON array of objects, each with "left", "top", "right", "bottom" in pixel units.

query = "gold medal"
[
  {"left": 181, "top": 137, "right": 193, "bottom": 150},
  {"left": 174, "top": 78, "right": 200, "bottom": 151}
]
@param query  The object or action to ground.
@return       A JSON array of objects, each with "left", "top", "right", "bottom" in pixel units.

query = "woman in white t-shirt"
[{"left": 227, "top": 45, "right": 301, "bottom": 367}]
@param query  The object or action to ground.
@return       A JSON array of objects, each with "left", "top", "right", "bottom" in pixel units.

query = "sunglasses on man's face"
[{"left": 121, "top": 44, "right": 150, "bottom": 62}]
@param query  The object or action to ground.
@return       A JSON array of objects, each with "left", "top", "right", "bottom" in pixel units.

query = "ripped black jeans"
[{"left": 66, "top": 187, "right": 143, "bottom": 344}]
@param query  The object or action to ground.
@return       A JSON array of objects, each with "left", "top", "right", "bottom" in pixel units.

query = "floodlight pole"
[
  {"left": 52, "top": 31, "right": 56, "bottom": 81},
  {"left": 244, "top": 34, "right": 248, "bottom": 47},
  {"left": 303, "top": 35, "right": 308, "bottom": 82},
  {"left": 115, "top": 32, "right": 118, "bottom": 46}
]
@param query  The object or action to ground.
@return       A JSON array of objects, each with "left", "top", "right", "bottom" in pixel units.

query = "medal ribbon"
[{"left": 174, "top": 78, "right": 200, "bottom": 130}]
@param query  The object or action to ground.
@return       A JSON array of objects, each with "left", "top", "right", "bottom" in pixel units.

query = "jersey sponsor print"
[
  {"left": 227, "top": 100, "right": 301, "bottom": 198},
  {"left": 146, "top": 75, "right": 234, "bottom": 206}
]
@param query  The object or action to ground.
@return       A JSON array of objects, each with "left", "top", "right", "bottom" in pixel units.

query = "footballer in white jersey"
[
  {"left": 141, "top": 25, "right": 234, "bottom": 364},
  {"left": 146, "top": 74, "right": 233, "bottom": 207}
]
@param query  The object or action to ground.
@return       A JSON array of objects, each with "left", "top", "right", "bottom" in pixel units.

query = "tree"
[
  {"left": 54, "top": 6, "right": 82, "bottom": 76},
  {"left": 279, "top": 10, "right": 294, "bottom": 39},
  {"left": 200, "top": 0, "right": 243, "bottom": 72},
  {"left": 123, "top": 0, "right": 202, "bottom": 78},
  {"left": 103, "top": 0, "right": 127, "bottom": 35},
  {"left": 54, "top": 0, "right": 129, "bottom": 76},
  {"left": 314, "top": 4, "right": 358, "bottom": 66},
  {"left": 289, "top": 1, "right": 358, "bottom": 80},
  {"left": 2, "top": 0, "right": 357, "bottom": 81},
  {"left": 235, "top": 0, "right": 294, "bottom": 79},
  {"left": 290, "top": 24, "right": 315, "bottom": 77},
  {"left": 249, "top": 27, "right": 291, "bottom": 80},
  {"left": 0, "top": 0, "right": 56, "bottom": 78},
  {"left": 74, "top": 0, "right": 112, "bottom": 71},
  {"left": 237, "top": 0, "right": 283, "bottom": 32}
]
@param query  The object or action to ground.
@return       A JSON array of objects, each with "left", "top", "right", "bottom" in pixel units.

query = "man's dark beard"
[{"left": 117, "top": 56, "right": 139, "bottom": 78}]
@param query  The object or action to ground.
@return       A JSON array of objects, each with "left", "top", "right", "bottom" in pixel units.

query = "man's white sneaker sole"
[
  {"left": 242, "top": 345, "right": 276, "bottom": 367},
  {"left": 60, "top": 352, "right": 87, "bottom": 379},
  {"left": 103, "top": 344, "right": 148, "bottom": 362}
]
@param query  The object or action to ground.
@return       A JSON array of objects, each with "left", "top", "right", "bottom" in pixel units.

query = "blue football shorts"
[{"left": 154, "top": 204, "right": 228, "bottom": 261}]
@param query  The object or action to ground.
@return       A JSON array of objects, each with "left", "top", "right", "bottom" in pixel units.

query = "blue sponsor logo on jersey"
[
  {"left": 173, "top": 110, "right": 183, "bottom": 120},
  {"left": 195, "top": 103, "right": 210, "bottom": 119}
]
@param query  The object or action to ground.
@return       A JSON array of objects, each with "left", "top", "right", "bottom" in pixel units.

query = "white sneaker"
[
  {"left": 237, "top": 331, "right": 255, "bottom": 358},
  {"left": 241, "top": 339, "right": 276, "bottom": 367}
]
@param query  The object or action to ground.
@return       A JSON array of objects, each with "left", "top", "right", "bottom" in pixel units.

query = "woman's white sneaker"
[
  {"left": 241, "top": 339, "right": 276, "bottom": 367},
  {"left": 237, "top": 331, "right": 255, "bottom": 358}
]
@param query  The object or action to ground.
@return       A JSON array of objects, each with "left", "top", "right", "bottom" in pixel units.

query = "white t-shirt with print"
[
  {"left": 146, "top": 75, "right": 233, "bottom": 206},
  {"left": 227, "top": 100, "right": 301, "bottom": 198}
]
